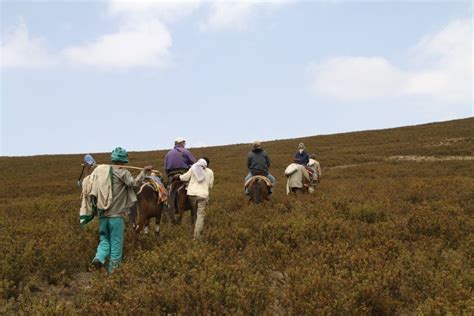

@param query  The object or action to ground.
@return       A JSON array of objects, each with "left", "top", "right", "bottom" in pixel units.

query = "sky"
[{"left": 0, "top": 0, "right": 472, "bottom": 156}]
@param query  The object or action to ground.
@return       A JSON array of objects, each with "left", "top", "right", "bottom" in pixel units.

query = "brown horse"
[
  {"left": 130, "top": 182, "right": 164, "bottom": 234},
  {"left": 247, "top": 176, "right": 271, "bottom": 204},
  {"left": 167, "top": 178, "right": 194, "bottom": 225}
]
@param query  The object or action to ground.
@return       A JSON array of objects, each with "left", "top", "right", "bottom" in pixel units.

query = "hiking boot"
[{"left": 89, "top": 259, "right": 103, "bottom": 271}]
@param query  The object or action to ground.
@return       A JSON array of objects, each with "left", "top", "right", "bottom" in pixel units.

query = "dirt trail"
[
  {"left": 328, "top": 155, "right": 474, "bottom": 170},
  {"left": 387, "top": 155, "right": 474, "bottom": 162}
]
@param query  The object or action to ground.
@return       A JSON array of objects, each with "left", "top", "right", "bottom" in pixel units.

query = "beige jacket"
[
  {"left": 80, "top": 165, "right": 145, "bottom": 221},
  {"left": 80, "top": 165, "right": 113, "bottom": 224},
  {"left": 285, "top": 163, "right": 310, "bottom": 192},
  {"left": 105, "top": 167, "right": 146, "bottom": 217},
  {"left": 179, "top": 168, "right": 214, "bottom": 199}
]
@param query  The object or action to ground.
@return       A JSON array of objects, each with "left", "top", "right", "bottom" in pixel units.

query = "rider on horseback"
[
  {"left": 245, "top": 141, "right": 276, "bottom": 194},
  {"left": 164, "top": 137, "right": 196, "bottom": 182},
  {"left": 295, "top": 143, "right": 309, "bottom": 166}
]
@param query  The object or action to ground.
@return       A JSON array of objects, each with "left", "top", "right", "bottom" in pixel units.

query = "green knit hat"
[{"left": 111, "top": 147, "right": 128, "bottom": 163}]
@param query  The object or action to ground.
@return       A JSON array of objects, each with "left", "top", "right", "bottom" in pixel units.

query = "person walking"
[
  {"left": 284, "top": 158, "right": 311, "bottom": 194},
  {"left": 90, "top": 147, "right": 152, "bottom": 272},
  {"left": 178, "top": 157, "right": 214, "bottom": 240}
]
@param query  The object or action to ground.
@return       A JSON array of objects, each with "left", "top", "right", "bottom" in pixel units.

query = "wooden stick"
[
  {"left": 82, "top": 163, "right": 163, "bottom": 176},
  {"left": 109, "top": 165, "right": 163, "bottom": 176}
]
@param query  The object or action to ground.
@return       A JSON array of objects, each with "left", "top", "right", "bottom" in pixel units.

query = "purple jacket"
[{"left": 164, "top": 146, "right": 196, "bottom": 173}]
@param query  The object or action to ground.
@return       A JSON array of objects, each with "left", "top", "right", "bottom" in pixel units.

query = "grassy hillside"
[{"left": 1, "top": 118, "right": 473, "bottom": 314}]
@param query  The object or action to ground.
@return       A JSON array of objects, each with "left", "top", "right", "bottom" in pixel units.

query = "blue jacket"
[{"left": 295, "top": 150, "right": 309, "bottom": 165}]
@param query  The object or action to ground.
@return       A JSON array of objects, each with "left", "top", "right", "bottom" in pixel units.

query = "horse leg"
[
  {"left": 166, "top": 193, "right": 177, "bottom": 225},
  {"left": 155, "top": 220, "right": 160, "bottom": 234},
  {"left": 130, "top": 204, "right": 138, "bottom": 230},
  {"left": 134, "top": 204, "right": 146, "bottom": 235},
  {"left": 176, "top": 193, "right": 186, "bottom": 225},
  {"left": 155, "top": 204, "right": 163, "bottom": 235},
  {"left": 176, "top": 209, "right": 183, "bottom": 225}
]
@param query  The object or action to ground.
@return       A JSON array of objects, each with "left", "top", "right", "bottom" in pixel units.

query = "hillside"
[{"left": 1, "top": 118, "right": 473, "bottom": 314}]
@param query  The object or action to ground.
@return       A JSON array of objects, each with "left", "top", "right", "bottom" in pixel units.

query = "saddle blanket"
[
  {"left": 244, "top": 175, "right": 273, "bottom": 188},
  {"left": 139, "top": 176, "right": 168, "bottom": 203},
  {"left": 304, "top": 166, "right": 315, "bottom": 180}
]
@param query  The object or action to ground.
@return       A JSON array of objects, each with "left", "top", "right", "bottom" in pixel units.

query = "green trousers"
[{"left": 94, "top": 217, "right": 124, "bottom": 272}]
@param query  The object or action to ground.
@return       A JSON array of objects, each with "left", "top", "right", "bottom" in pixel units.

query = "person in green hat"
[{"left": 90, "top": 147, "right": 153, "bottom": 272}]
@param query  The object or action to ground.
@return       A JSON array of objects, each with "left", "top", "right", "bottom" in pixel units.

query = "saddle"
[
  {"left": 166, "top": 169, "right": 188, "bottom": 183},
  {"left": 244, "top": 175, "right": 273, "bottom": 189},
  {"left": 138, "top": 176, "right": 168, "bottom": 203}
]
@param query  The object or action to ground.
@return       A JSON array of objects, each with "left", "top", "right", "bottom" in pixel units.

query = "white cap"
[{"left": 175, "top": 137, "right": 186, "bottom": 144}]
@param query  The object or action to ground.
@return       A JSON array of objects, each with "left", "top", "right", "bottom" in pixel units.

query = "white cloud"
[
  {"left": 308, "top": 18, "right": 473, "bottom": 104},
  {"left": 63, "top": 19, "right": 172, "bottom": 68},
  {"left": 62, "top": 1, "right": 185, "bottom": 69},
  {"left": 308, "top": 57, "right": 406, "bottom": 101},
  {"left": 0, "top": 22, "right": 54, "bottom": 68},
  {"left": 202, "top": 2, "right": 261, "bottom": 31},
  {"left": 406, "top": 19, "right": 472, "bottom": 103},
  {"left": 2, "top": 1, "right": 293, "bottom": 69},
  {"left": 201, "top": 0, "right": 293, "bottom": 31},
  {"left": 108, "top": 0, "right": 202, "bottom": 23}
]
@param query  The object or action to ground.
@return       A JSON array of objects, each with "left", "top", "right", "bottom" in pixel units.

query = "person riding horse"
[
  {"left": 295, "top": 143, "right": 309, "bottom": 166},
  {"left": 164, "top": 137, "right": 196, "bottom": 182},
  {"left": 244, "top": 141, "right": 275, "bottom": 194},
  {"left": 164, "top": 137, "right": 196, "bottom": 224}
]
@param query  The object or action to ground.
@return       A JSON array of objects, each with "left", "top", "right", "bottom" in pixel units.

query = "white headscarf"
[{"left": 191, "top": 158, "right": 207, "bottom": 183}]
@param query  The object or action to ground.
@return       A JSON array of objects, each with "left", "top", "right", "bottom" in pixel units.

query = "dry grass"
[{"left": 1, "top": 118, "right": 473, "bottom": 314}]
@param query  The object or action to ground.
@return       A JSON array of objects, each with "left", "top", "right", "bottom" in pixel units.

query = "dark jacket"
[
  {"left": 295, "top": 150, "right": 309, "bottom": 165},
  {"left": 247, "top": 149, "right": 270, "bottom": 175}
]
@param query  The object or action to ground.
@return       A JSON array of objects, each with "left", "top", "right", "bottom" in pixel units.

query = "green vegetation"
[{"left": 1, "top": 118, "right": 473, "bottom": 314}]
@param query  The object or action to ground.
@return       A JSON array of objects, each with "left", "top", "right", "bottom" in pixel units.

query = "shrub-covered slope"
[{"left": 1, "top": 118, "right": 473, "bottom": 314}]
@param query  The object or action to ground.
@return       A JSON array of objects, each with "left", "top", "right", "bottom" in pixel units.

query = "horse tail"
[
  {"left": 256, "top": 179, "right": 263, "bottom": 204},
  {"left": 249, "top": 179, "right": 262, "bottom": 204}
]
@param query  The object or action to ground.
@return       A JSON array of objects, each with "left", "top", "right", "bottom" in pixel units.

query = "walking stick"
[
  {"left": 78, "top": 153, "right": 163, "bottom": 180},
  {"left": 77, "top": 154, "right": 97, "bottom": 188}
]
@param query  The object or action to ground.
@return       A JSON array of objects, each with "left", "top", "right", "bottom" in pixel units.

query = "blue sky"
[{"left": 1, "top": 0, "right": 472, "bottom": 156}]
